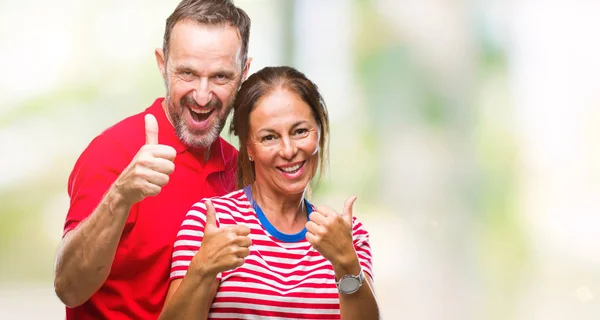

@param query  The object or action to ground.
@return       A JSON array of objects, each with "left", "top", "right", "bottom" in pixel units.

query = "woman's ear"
[
  {"left": 246, "top": 143, "right": 254, "bottom": 162},
  {"left": 314, "top": 125, "right": 321, "bottom": 155}
]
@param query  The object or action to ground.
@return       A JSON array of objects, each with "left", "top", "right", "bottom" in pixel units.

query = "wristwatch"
[{"left": 335, "top": 269, "right": 365, "bottom": 294}]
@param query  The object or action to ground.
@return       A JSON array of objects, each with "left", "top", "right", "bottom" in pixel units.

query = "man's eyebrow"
[
  {"left": 172, "top": 65, "right": 237, "bottom": 77},
  {"left": 212, "top": 68, "right": 237, "bottom": 77},
  {"left": 173, "top": 64, "right": 195, "bottom": 72}
]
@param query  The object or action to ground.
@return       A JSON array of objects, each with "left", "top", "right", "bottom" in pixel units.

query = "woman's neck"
[{"left": 250, "top": 183, "right": 307, "bottom": 234}]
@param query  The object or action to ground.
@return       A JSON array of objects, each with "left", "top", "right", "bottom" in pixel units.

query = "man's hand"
[
  {"left": 54, "top": 114, "right": 177, "bottom": 308},
  {"left": 190, "top": 200, "right": 252, "bottom": 277},
  {"left": 113, "top": 114, "right": 177, "bottom": 206}
]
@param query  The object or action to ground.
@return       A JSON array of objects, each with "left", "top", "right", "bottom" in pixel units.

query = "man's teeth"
[
  {"left": 281, "top": 164, "right": 301, "bottom": 173},
  {"left": 191, "top": 108, "right": 212, "bottom": 115}
]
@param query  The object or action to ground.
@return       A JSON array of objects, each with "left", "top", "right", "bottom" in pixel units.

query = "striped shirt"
[{"left": 170, "top": 188, "right": 373, "bottom": 319}]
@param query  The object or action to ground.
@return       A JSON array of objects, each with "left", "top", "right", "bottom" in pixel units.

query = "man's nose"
[{"left": 193, "top": 78, "right": 212, "bottom": 106}]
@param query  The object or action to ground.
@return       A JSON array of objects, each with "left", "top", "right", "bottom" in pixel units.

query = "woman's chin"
[{"left": 278, "top": 182, "right": 311, "bottom": 198}]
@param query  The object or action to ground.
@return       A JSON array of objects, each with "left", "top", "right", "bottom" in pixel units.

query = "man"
[{"left": 53, "top": 0, "right": 252, "bottom": 318}]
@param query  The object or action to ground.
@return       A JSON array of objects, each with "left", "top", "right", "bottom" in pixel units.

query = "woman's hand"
[
  {"left": 189, "top": 200, "right": 252, "bottom": 277},
  {"left": 305, "top": 196, "right": 360, "bottom": 273}
]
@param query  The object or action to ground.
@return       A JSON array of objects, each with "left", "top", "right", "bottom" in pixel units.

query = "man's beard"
[{"left": 166, "top": 91, "right": 229, "bottom": 149}]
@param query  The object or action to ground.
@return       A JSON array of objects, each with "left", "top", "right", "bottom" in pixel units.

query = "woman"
[{"left": 160, "top": 66, "right": 380, "bottom": 319}]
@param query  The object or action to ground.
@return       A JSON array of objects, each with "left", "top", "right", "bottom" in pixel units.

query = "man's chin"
[
  {"left": 174, "top": 111, "right": 226, "bottom": 148},
  {"left": 179, "top": 127, "right": 220, "bottom": 149}
]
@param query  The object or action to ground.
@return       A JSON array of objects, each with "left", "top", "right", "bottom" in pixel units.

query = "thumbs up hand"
[
  {"left": 306, "top": 196, "right": 359, "bottom": 268},
  {"left": 145, "top": 113, "right": 160, "bottom": 145},
  {"left": 112, "top": 114, "right": 177, "bottom": 206},
  {"left": 190, "top": 200, "right": 252, "bottom": 277}
]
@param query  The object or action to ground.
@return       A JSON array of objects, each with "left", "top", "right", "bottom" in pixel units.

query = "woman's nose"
[{"left": 279, "top": 137, "right": 298, "bottom": 160}]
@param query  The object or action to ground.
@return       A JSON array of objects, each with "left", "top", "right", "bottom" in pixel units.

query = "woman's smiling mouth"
[{"left": 278, "top": 161, "right": 305, "bottom": 174}]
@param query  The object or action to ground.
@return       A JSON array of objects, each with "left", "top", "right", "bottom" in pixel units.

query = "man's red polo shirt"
[{"left": 63, "top": 98, "right": 238, "bottom": 319}]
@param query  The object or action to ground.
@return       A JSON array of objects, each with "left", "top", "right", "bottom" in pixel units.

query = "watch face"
[{"left": 339, "top": 277, "right": 360, "bottom": 293}]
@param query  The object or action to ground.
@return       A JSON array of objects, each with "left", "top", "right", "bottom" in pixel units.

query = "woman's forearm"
[
  {"left": 339, "top": 275, "right": 380, "bottom": 320},
  {"left": 159, "top": 272, "right": 218, "bottom": 320},
  {"left": 334, "top": 254, "right": 380, "bottom": 320}
]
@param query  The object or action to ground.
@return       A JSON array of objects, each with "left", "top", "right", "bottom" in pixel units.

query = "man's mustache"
[{"left": 181, "top": 95, "right": 222, "bottom": 110}]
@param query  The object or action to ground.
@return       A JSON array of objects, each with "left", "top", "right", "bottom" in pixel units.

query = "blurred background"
[{"left": 1, "top": 0, "right": 600, "bottom": 319}]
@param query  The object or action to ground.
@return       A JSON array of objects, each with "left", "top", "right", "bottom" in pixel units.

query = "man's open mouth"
[{"left": 189, "top": 108, "right": 214, "bottom": 122}]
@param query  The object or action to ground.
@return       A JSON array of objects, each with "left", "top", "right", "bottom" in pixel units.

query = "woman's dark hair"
[{"left": 230, "top": 66, "right": 330, "bottom": 188}]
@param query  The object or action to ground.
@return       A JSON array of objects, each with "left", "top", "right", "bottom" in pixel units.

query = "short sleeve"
[
  {"left": 64, "top": 135, "right": 134, "bottom": 236},
  {"left": 351, "top": 217, "right": 374, "bottom": 281},
  {"left": 170, "top": 201, "right": 222, "bottom": 281}
]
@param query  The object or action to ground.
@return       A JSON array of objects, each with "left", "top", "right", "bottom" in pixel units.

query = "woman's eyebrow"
[
  {"left": 291, "top": 121, "right": 309, "bottom": 128},
  {"left": 256, "top": 128, "right": 277, "bottom": 134}
]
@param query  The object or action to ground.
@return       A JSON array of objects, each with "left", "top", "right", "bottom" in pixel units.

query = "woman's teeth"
[{"left": 281, "top": 163, "right": 302, "bottom": 173}]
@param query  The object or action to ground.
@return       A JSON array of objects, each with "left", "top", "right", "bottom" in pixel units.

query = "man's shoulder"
[
  {"left": 94, "top": 99, "right": 163, "bottom": 150},
  {"left": 72, "top": 100, "right": 162, "bottom": 168},
  {"left": 216, "top": 137, "right": 239, "bottom": 171},
  {"left": 217, "top": 137, "right": 238, "bottom": 154},
  {"left": 100, "top": 111, "right": 146, "bottom": 144}
]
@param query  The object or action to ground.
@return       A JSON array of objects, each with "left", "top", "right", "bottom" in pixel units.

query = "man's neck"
[
  {"left": 188, "top": 144, "right": 212, "bottom": 163},
  {"left": 203, "top": 144, "right": 211, "bottom": 163}
]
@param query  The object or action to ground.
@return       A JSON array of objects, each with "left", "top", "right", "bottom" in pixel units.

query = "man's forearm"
[{"left": 54, "top": 188, "right": 132, "bottom": 307}]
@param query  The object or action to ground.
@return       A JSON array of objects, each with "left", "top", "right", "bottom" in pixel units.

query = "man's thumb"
[
  {"left": 204, "top": 200, "right": 218, "bottom": 229},
  {"left": 342, "top": 196, "right": 357, "bottom": 224},
  {"left": 145, "top": 114, "right": 159, "bottom": 145}
]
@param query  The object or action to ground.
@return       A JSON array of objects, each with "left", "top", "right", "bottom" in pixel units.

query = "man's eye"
[
  {"left": 214, "top": 74, "right": 229, "bottom": 83},
  {"left": 180, "top": 71, "right": 194, "bottom": 80}
]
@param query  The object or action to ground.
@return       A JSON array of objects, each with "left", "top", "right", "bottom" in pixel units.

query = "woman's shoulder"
[
  {"left": 209, "top": 189, "right": 251, "bottom": 210},
  {"left": 182, "top": 189, "right": 253, "bottom": 226},
  {"left": 188, "top": 189, "right": 254, "bottom": 219},
  {"left": 188, "top": 189, "right": 247, "bottom": 210}
]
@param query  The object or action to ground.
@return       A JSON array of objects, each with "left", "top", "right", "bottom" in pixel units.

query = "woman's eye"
[
  {"left": 294, "top": 128, "right": 309, "bottom": 136},
  {"left": 260, "top": 135, "right": 280, "bottom": 145}
]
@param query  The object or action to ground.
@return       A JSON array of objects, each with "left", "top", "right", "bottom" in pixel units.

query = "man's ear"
[
  {"left": 241, "top": 57, "right": 253, "bottom": 81},
  {"left": 155, "top": 48, "right": 166, "bottom": 78}
]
